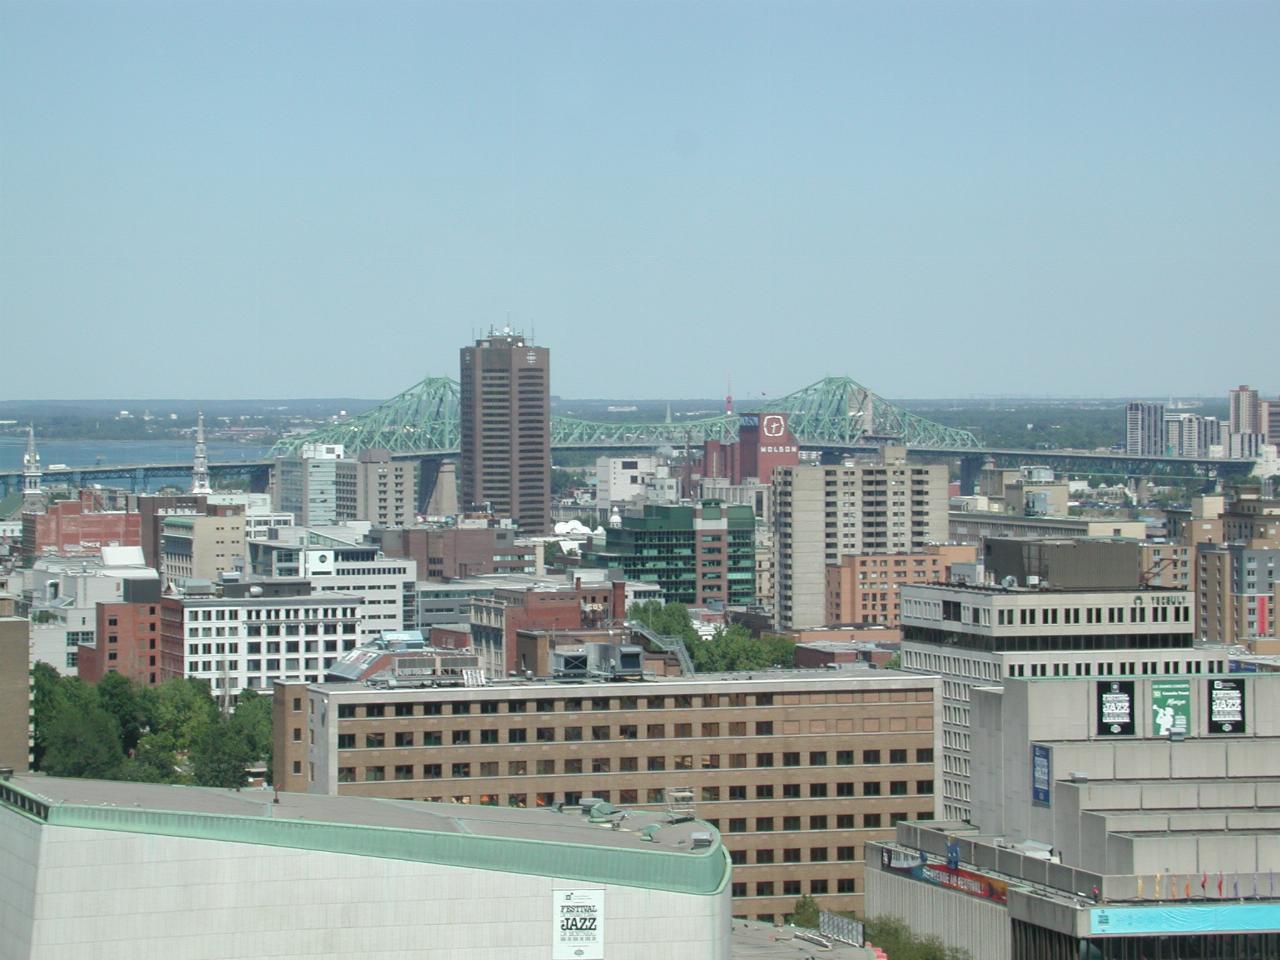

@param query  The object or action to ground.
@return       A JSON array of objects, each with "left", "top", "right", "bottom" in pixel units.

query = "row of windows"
[
  {"left": 334, "top": 758, "right": 933, "bottom": 798},
  {"left": 339, "top": 731, "right": 931, "bottom": 768},
  {"left": 331, "top": 690, "right": 922, "bottom": 717},
  {"left": 731, "top": 877, "right": 857, "bottom": 899}
]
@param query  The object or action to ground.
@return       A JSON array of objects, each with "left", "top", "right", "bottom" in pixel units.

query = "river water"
[{"left": 0, "top": 437, "right": 271, "bottom": 472}]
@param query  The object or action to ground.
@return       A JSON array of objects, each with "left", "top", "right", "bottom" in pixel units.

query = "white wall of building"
[{"left": 1, "top": 818, "right": 730, "bottom": 960}]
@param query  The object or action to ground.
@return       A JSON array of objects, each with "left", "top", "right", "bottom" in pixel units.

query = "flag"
[
  {"left": 1218, "top": 873, "right": 1224, "bottom": 898},
  {"left": 1253, "top": 875, "right": 1258, "bottom": 900},
  {"left": 1184, "top": 879, "right": 1191, "bottom": 900},
  {"left": 1137, "top": 876, "right": 1144, "bottom": 899},
  {"left": 1234, "top": 877, "right": 1240, "bottom": 900},
  {"left": 1270, "top": 872, "right": 1275, "bottom": 898},
  {"left": 1200, "top": 873, "right": 1207, "bottom": 896}
]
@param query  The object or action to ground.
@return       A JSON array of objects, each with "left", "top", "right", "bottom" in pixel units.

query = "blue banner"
[
  {"left": 1031, "top": 744, "right": 1051, "bottom": 808},
  {"left": 1090, "top": 903, "right": 1280, "bottom": 936}
]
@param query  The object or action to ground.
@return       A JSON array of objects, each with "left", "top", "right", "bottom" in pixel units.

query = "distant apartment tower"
[
  {"left": 353, "top": 449, "right": 417, "bottom": 527},
  {"left": 274, "top": 444, "right": 356, "bottom": 525},
  {"left": 1229, "top": 384, "right": 1261, "bottom": 435},
  {"left": 1164, "top": 412, "right": 1222, "bottom": 458},
  {"left": 772, "top": 448, "right": 948, "bottom": 630},
  {"left": 1124, "top": 402, "right": 1164, "bottom": 455},
  {"left": 824, "top": 544, "right": 977, "bottom": 626},
  {"left": 459, "top": 331, "right": 551, "bottom": 535}
]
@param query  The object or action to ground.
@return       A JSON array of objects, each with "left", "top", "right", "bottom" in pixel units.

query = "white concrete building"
[
  {"left": 175, "top": 586, "right": 364, "bottom": 695},
  {"left": 0, "top": 775, "right": 731, "bottom": 960},
  {"left": 13, "top": 547, "right": 159, "bottom": 671},
  {"left": 248, "top": 536, "right": 417, "bottom": 641},
  {"left": 899, "top": 583, "right": 1202, "bottom": 821}
]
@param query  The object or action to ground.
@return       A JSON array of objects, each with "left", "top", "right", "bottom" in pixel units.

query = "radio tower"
[
  {"left": 191, "top": 412, "right": 212, "bottom": 495},
  {"left": 725, "top": 376, "right": 733, "bottom": 414}
]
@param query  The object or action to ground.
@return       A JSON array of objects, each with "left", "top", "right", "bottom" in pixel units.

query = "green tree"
[
  {"left": 97, "top": 672, "right": 147, "bottom": 754},
  {"left": 791, "top": 894, "right": 820, "bottom": 929},
  {"left": 190, "top": 714, "right": 252, "bottom": 788},
  {"left": 41, "top": 701, "right": 124, "bottom": 779},
  {"left": 118, "top": 735, "right": 181, "bottom": 783},
  {"left": 142, "top": 677, "right": 219, "bottom": 757},
  {"left": 229, "top": 690, "right": 273, "bottom": 781},
  {"left": 863, "top": 916, "right": 973, "bottom": 960},
  {"left": 31, "top": 661, "right": 63, "bottom": 768}
]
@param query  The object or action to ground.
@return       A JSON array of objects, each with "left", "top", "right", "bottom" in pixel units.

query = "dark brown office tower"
[{"left": 459, "top": 330, "right": 551, "bottom": 535}]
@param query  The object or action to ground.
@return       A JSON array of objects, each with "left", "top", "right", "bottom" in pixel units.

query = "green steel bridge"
[
  {"left": 0, "top": 376, "right": 1260, "bottom": 498},
  {"left": 268, "top": 374, "right": 984, "bottom": 457}
]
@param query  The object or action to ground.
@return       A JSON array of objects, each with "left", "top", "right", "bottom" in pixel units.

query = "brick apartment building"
[
  {"left": 824, "top": 544, "right": 976, "bottom": 626},
  {"left": 372, "top": 523, "right": 537, "bottom": 580},
  {"left": 78, "top": 578, "right": 179, "bottom": 686},
  {"left": 21, "top": 491, "right": 141, "bottom": 561},
  {"left": 273, "top": 669, "right": 941, "bottom": 921}
]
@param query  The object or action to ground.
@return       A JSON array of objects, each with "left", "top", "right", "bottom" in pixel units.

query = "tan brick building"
[
  {"left": 824, "top": 544, "right": 976, "bottom": 625},
  {"left": 274, "top": 670, "right": 941, "bottom": 922},
  {"left": 0, "top": 612, "right": 31, "bottom": 773}
]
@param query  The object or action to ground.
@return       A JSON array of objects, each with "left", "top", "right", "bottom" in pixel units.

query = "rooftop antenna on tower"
[{"left": 725, "top": 376, "right": 733, "bottom": 414}]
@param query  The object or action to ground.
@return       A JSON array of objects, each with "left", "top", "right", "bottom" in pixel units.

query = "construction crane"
[{"left": 1140, "top": 555, "right": 1180, "bottom": 587}]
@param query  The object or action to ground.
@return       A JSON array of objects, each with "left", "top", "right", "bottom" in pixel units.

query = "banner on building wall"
[
  {"left": 1031, "top": 743, "right": 1052, "bottom": 807},
  {"left": 1090, "top": 903, "right": 1280, "bottom": 936},
  {"left": 553, "top": 890, "right": 605, "bottom": 959},
  {"left": 1151, "top": 679, "right": 1191, "bottom": 738},
  {"left": 879, "top": 847, "right": 1009, "bottom": 904},
  {"left": 1207, "top": 678, "right": 1246, "bottom": 734},
  {"left": 1097, "top": 680, "right": 1136, "bottom": 736}
]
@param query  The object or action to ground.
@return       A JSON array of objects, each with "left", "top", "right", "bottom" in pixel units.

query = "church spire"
[
  {"left": 22, "top": 424, "right": 44, "bottom": 512},
  {"left": 191, "top": 412, "right": 212, "bottom": 495}
]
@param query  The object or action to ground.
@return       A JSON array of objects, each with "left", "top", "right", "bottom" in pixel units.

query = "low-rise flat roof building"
[
  {"left": 1, "top": 773, "right": 731, "bottom": 959},
  {"left": 273, "top": 668, "right": 942, "bottom": 923}
]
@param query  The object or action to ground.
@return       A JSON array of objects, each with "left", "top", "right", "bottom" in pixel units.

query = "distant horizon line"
[{"left": 0, "top": 393, "right": 1266, "bottom": 406}]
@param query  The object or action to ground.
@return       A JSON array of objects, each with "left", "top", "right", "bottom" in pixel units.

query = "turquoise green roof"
[{"left": 0, "top": 777, "right": 729, "bottom": 897}]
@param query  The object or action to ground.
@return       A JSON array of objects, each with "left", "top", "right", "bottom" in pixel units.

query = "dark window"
[
  {"left": 890, "top": 781, "right": 909, "bottom": 796},
  {"left": 809, "top": 751, "right": 827, "bottom": 766},
  {"left": 863, "top": 782, "right": 882, "bottom": 796},
  {"left": 451, "top": 763, "right": 470, "bottom": 778},
  {"left": 479, "top": 730, "right": 498, "bottom": 744},
  {"left": 365, "top": 732, "right": 385, "bottom": 749},
  {"left": 916, "top": 748, "right": 934, "bottom": 763},
  {"left": 755, "top": 784, "right": 774, "bottom": 799},
  {"left": 782, "top": 784, "right": 801, "bottom": 799},
  {"left": 809, "top": 816, "right": 828, "bottom": 831},
  {"left": 890, "top": 749, "right": 908, "bottom": 764},
  {"left": 836, "top": 749, "right": 854, "bottom": 765},
  {"left": 337, "top": 734, "right": 355, "bottom": 749},
  {"left": 756, "top": 753, "right": 774, "bottom": 768},
  {"left": 810, "top": 879, "right": 828, "bottom": 895},
  {"left": 783, "top": 848, "right": 801, "bottom": 863},
  {"left": 480, "top": 701, "right": 499, "bottom": 714},
  {"left": 729, "top": 849, "right": 747, "bottom": 865},
  {"left": 364, "top": 704, "right": 385, "bottom": 718},
  {"left": 394, "top": 703, "right": 414, "bottom": 717},
  {"left": 837, "top": 845, "right": 856, "bottom": 861},
  {"left": 452, "top": 730, "right": 471, "bottom": 745},
  {"left": 837, "top": 814, "right": 855, "bottom": 829},
  {"left": 837, "top": 878, "right": 855, "bottom": 893},
  {"left": 451, "top": 702, "right": 471, "bottom": 715},
  {"left": 810, "top": 846, "right": 828, "bottom": 862},
  {"left": 394, "top": 731, "right": 414, "bottom": 747},
  {"left": 783, "top": 816, "right": 801, "bottom": 832},
  {"left": 810, "top": 783, "right": 828, "bottom": 798},
  {"left": 729, "top": 785, "right": 747, "bottom": 801},
  {"left": 917, "top": 780, "right": 934, "bottom": 795},
  {"left": 755, "top": 882, "right": 774, "bottom": 897},
  {"left": 756, "top": 849, "right": 775, "bottom": 864},
  {"left": 782, "top": 752, "right": 801, "bottom": 767},
  {"left": 728, "top": 818, "right": 747, "bottom": 833},
  {"left": 756, "top": 817, "right": 774, "bottom": 832},
  {"left": 783, "top": 880, "right": 801, "bottom": 896},
  {"left": 755, "top": 721, "right": 773, "bottom": 736},
  {"left": 863, "top": 750, "right": 881, "bottom": 764},
  {"left": 508, "top": 728, "right": 528, "bottom": 743},
  {"left": 864, "top": 814, "right": 882, "bottom": 828}
]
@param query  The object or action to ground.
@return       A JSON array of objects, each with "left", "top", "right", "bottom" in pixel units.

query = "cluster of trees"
[
  {"left": 788, "top": 902, "right": 972, "bottom": 960},
  {"left": 32, "top": 664, "right": 272, "bottom": 788},
  {"left": 627, "top": 601, "right": 795, "bottom": 672}
]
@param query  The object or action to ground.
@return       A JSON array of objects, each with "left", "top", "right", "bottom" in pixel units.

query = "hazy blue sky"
[{"left": 2, "top": 1, "right": 1276, "bottom": 401}]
